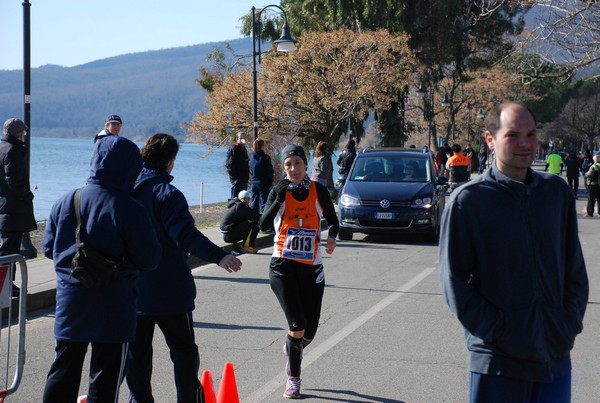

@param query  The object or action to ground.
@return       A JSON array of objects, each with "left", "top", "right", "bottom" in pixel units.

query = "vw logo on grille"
[{"left": 380, "top": 199, "right": 390, "bottom": 208}]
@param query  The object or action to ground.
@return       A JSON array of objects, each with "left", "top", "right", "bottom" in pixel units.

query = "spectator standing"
[
  {"left": 259, "top": 144, "right": 339, "bottom": 399},
  {"left": 336, "top": 139, "right": 357, "bottom": 176},
  {"left": 439, "top": 102, "right": 588, "bottom": 403},
  {"left": 250, "top": 139, "right": 274, "bottom": 213},
  {"left": 584, "top": 154, "right": 600, "bottom": 217},
  {"left": 42, "top": 136, "right": 161, "bottom": 403},
  {"left": 219, "top": 190, "right": 261, "bottom": 254},
  {"left": 126, "top": 133, "right": 241, "bottom": 403},
  {"left": 545, "top": 149, "right": 563, "bottom": 175},
  {"left": 0, "top": 118, "right": 37, "bottom": 296},
  {"left": 94, "top": 114, "right": 122, "bottom": 142},
  {"left": 564, "top": 150, "right": 581, "bottom": 199},
  {"left": 437, "top": 143, "right": 452, "bottom": 177},
  {"left": 478, "top": 143, "right": 488, "bottom": 174},
  {"left": 310, "top": 141, "right": 334, "bottom": 193},
  {"left": 463, "top": 143, "right": 477, "bottom": 173},
  {"left": 580, "top": 150, "right": 594, "bottom": 193},
  {"left": 225, "top": 131, "right": 250, "bottom": 199}
]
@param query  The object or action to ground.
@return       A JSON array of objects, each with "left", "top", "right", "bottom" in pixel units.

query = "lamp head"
[{"left": 274, "top": 21, "right": 297, "bottom": 52}]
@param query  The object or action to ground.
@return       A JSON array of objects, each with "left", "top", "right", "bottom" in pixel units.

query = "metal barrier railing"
[{"left": 0, "top": 254, "right": 28, "bottom": 402}]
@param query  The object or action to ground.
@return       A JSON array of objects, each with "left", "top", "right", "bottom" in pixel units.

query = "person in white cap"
[
  {"left": 94, "top": 114, "right": 122, "bottom": 142},
  {"left": 0, "top": 118, "right": 37, "bottom": 296},
  {"left": 219, "top": 189, "right": 261, "bottom": 253}
]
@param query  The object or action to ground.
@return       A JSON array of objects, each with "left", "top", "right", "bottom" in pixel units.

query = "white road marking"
[{"left": 245, "top": 266, "right": 437, "bottom": 402}]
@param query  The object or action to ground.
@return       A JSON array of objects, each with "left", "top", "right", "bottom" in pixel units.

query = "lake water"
[{"left": 29, "top": 137, "right": 231, "bottom": 220}]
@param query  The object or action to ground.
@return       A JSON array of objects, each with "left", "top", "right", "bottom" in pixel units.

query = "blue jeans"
[
  {"left": 469, "top": 360, "right": 571, "bottom": 403},
  {"left": 126, "top": 312, "right": 202, "bottom": 403}
]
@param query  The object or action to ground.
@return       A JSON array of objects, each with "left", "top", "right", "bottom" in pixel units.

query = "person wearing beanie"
[
  {"left": 259, "top": 143, "right": 339, "bottom": 399},
  {"left": 219, "top": 189, "right": 261, "bottom": 254},
  {"left": 0, "top": 118, "right": 37, "bottom": 297},
  {"left": 94, "top": 114, "right": 122, "bottom": 142}
]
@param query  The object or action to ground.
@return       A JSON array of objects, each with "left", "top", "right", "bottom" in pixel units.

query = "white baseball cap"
[{"left": 238, "top": 190, "right": 251, "bottom": 200}]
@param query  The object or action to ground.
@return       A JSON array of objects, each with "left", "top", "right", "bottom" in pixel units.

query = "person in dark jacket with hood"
[
  {"left": 250, "top": 138, "right": 274, "bottom": 213},
  {"left": 126, "top": 133, "right": 242, "bottom": 403},
  {"left": 42, "top": 136, "right": 162, "bottom": 403},
  {"left": 220, "top": 190, "right": 261, "bottom": 254},
  {"left": 0, "top": 118, "right": 37, "bottom": 296},
  {"left": 336, "top": 139, "right": 357, "bottom": 176}
]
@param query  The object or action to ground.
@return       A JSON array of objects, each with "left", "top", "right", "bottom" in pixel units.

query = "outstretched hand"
[{"left": 219, "top": 254, "right": 242, "bottom": 273}]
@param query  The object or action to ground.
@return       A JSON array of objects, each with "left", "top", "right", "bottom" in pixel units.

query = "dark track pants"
[
  {"left": 43, "top": 341, "right": 128, "bottom": 403},
  {"left": 469, "top": 364, "right": 571, "bottom": 403},
  {"left": 126, "top": 312, "right": 203, "bottom": 403}
]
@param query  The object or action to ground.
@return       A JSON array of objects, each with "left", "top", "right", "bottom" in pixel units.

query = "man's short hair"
[{"left": 484, "top": 102, "right": 537, "bottom": 137}]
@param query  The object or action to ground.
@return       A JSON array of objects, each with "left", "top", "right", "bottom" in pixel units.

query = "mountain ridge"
[{"left": 0, "top": 38, "right": 252, "bottom": 141}]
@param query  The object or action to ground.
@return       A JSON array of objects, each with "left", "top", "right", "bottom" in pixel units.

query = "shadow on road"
[{"left": 304, "top": 388, "right": 406, "bottom": 402}]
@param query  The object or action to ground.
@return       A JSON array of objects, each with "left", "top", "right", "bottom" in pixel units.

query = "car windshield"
[{"left": 349, "top": 156, "right": 430, "bottom": 182}]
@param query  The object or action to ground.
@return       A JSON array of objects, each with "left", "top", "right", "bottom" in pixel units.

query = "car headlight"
[
  {"left": 340, "top": 194, "right": 360, "bottom": 207},
  {"left": 411, "top": 197, "right": 432, "bottom": 208}
]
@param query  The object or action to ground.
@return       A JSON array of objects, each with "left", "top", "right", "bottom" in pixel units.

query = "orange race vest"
[
  {"left": 447, "top": 153, "right": 469, "bottom": 167},
  {"left": 272, "top": 181, "right": 324, "bottom": 265}
]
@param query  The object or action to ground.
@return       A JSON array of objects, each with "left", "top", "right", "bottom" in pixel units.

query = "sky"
[{"left": 0, "top": 0, "right": 277, "bottom": 70}]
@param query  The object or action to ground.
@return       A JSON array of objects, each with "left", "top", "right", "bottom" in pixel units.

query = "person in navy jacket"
[
  {"left": 42, "top": 136, "right": 161, "bottom": 403},
  {"left": 126, "top": 133, "right": 242, "bottom": 403}
]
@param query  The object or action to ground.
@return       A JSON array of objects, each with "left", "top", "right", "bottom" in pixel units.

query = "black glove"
[{"left": 275, "top": 179, "right": 291, "bottom": 203}]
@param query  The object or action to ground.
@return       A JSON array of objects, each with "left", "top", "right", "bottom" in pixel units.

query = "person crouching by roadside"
[{"left": 220, "top": 190, "right": 261, "bottom": 254}]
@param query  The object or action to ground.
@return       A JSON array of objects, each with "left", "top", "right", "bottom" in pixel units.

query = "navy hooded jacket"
[
  {"left": 133, "top": 164, "right": 228, "bottom": 315},
  {"left": 43, "top": 136, "right": 161, "bottom": 343}
]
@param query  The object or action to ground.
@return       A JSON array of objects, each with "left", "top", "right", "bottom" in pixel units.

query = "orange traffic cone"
[
  {"left": 217, "top": 362, "right": 239, "bottom": 403},
  {"left": 201, "top": 370, "right": 217, "bottom": 403}
]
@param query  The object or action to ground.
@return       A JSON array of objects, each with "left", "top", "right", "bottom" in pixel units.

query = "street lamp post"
[
  {"left": 21, "top": 0, "right": 36, "bottom": 258},
  {"left": 466, "top": 102, "right": 473, "bottom": 145},
  {"left": 441, "top": 92, "right": 454, "bottom": 141},
  {"left": 251, "top": 5, "right": 297, "bottom": 141}
]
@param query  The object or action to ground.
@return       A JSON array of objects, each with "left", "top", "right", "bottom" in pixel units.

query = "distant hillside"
[{"left": 0, "top": 38, "right": 252, "bottom": 141}]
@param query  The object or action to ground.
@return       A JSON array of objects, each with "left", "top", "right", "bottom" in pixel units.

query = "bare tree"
[
  {"left": 548, "top": 84, "right": 600, "bottom": 150},
  {"left": 492, "top": 0, "right": 600, "bottom": 79}
]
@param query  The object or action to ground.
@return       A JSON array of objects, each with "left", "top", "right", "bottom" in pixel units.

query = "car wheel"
[{"left": 338, "top": 229, "right": 353, "bottom": 241}]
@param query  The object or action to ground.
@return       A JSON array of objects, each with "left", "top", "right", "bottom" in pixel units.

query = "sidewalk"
[{"left": 15, "top": 226, "right": 275, "bottom": 314}]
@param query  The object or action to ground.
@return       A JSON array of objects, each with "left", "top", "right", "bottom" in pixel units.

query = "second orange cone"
[{"left": 217, "top": 362, "right": 240, "bottom": 403}]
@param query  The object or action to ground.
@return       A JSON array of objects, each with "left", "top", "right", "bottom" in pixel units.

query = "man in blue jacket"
[
  {"left": 42, "top": 136, "right": 161, "bottom": 403},
  {"left": 126, "top": 133, "right": 242, "bottom": 403},
  {"left": 439, "top": 102, "right": 588, "bottom": 403}
]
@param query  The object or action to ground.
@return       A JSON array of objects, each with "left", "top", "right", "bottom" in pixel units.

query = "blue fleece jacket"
[
  {"left": 439, "top": 164, "right": 588, "bottom": 381},
  {"left": 43, "top": 136, "right": 161, "bottom": 343},
  {"left": 133, "top": 164, "right": 228, "bottom": 315}
]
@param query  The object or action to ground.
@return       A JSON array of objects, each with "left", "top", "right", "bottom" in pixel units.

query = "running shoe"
[
  {"left": 283, "top": 377, "right": 301, "bottom": 399},
  {"left": 240, "top": 245, "right": 258, "bottom": 254}
]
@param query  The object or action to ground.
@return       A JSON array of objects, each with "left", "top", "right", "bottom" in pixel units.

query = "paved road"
[{"left": 3, "top": 194, "right": 599, "bottom": 402}]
